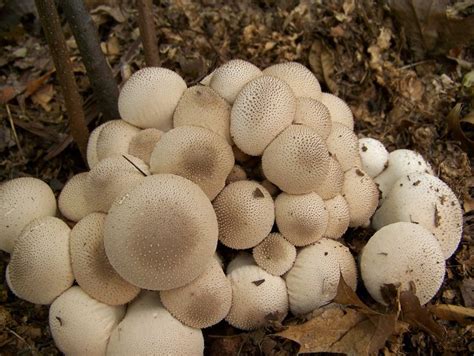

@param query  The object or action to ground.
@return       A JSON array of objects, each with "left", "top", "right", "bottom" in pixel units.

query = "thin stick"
[
  {"left": 5, "top": 104, "right": 24, "bottom": 159},
  {"left": 35, "top": 0, "right": 89, "bottom": 161},
  {"left": 137, "top": 0, "right": 160, "bottom": 67},
  {"left": 61, "top": 0, "right": 120, "bottom": 121},
  {"left": 122, "top": 155, "right": 148, "bottom": 177}
]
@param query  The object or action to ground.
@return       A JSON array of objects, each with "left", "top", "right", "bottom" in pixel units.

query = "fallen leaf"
[
  {"left": 447, "top": 103, "right": 474, "bottom": 153},
  {"left": 428, "top": 304, "right": 474, "bottom": 325},
  {"left": 309, "top": 40, "right": 338, "bottom": 94},
  {"left": 333, "top": 274, "right": 377, "bottom": 315},
  {"left": 0, "top": 86, "right": 17, "bottom": 104},
  {"left": 24, "top": 69, "right": 55, "bottom": 97},
  {"left": 460, "top": 278, "right": 474, "bottom": 307},
  {"left": 31, "top": 84, "right": 55, "bottom": 112}
]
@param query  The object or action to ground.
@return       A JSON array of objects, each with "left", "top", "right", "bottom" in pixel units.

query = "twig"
[
  {"left": 122, "top": 155, "right": 148, "bottom": 177},
  {"left": 5, "top": 104, "right": 24, "bottom": 159},
  {"left": 137, "top": 0, "right": 160, "bottom": 67},
  {"left": 6, "top": 327, "right": 35, "bottom": 352},
  {"left": 35, "top": 0, "right": 89, "bottom": 161},
  {"left": 61, "top": 0, "right": 120, "bottom": 121}
]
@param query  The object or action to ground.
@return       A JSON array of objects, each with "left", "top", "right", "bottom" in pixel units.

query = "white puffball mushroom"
[
  {"left": 320, "top": 93, "right": 354, "bottom": 130},
  {"left": 87, "top": 122, "right": 108, "bottom": 169},
  {"left": 358, "top": 137, "right": 389, "bottom": 178},
  {"left": 128, "top": 128, "right": 163, "bottom": 165},
  {"left": 226, "top": 252, "right": 257, "bottom": 274},
  {"left": 324, "top": 194, "right": 350, "bottom": 239},
  {"left": 252, "top": 232, "right": 296, "bottom": 276},
  {"left": 58, "top": 172, "right": 97, "bottom": 222},
  {"left": 326, "top": 122, "right": 361, "bottom": 172},
  {"left": 95, "top": 119, "right": 141, "bottom": 162}
]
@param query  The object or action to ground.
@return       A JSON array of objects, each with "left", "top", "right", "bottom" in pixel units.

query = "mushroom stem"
[
  {"left": 35, "top": 0, "right": 89, "bottom": 161},
  {"left": 61, "top": 0, "right": 120, "bottom": 121},
  {"left": 137, "top": 0, "right": 160, "bottom": 67}
]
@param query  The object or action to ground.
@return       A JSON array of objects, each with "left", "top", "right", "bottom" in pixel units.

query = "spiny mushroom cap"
[
  {"left": 8, "top": 217, "right": 74, "bottom": 304},
  {"left": 226, "top": 252, "right": 257, "bottom": 274},
  {"left": 49, "top": 286, "right": 125, "bottom": 356},
  {"left": 360, "top": 222, "right": 446, "bottom": 305},
  {"left": 313, "top": 156, "right": 344, "bottom": 200},
  {"left": 174, "top": 85, "right": 232, "bottom": 144},
  {"left": 320, "top": 93, "right": 354, "bottom": 130},
  {"left": 326, "top": 122, "right": 362, "bottom": 172},
  {"left": 262, "top": 124, "right": 330, "bottom": 194},
  {"left": 226, "top": 164, "right": 247, "bottom": 185},
  {"left": 275, "top": 192, "right": 329, "bottom": 247},
  {"left": 95, "top": 119, "right": 141, "bottom": 162},
  {"left": 252, "top": 233, "right": 296, "bottom": 276},
  {"left": 372, "top": 172, "right": 463, "bottom": 259},
  {"left": 374, "top": 149, "right": 434, "bottom": 201},
  {"left": 293, "top": 97, "right": 332, "bottom": 139},
  {"left": 230, "top": 76, "right": 296, "bottom": 156},
  {"left": 86, "top": 155, "right": 149, "bottom": 213},
  {"left": 106, "top": 292, "right": 204, "bottom": 356},
  {"left": 324, "top": 194, "right": 350, "bottom": 239},
  {"left": 150, "top": 126, "right": 234, "bottom": 200},
  {"left": 70, "top": 213, "right": 141, "bottom": 306},
  {"left": 285, "top": 238, "right": 357, "bottom": 315},
  {"left": 262, "top": 62, "right": 322, "bottom": 100},
  {"left": 213, "top": 181, "right": 274, "bottom": 249},
  {"left": 226, "top": 265, "right": 288, "bottom": 330},
  {"left": 160, "top": 258, "right": 232, "bottom": 328},
  {"left": 104, "top": 174, "right": 218, "bottom": 290},
  {"left": 58, "top": 172, "right": 96, "bottom": 222},
  {"left": 118, "top": 67, "right": 187, "bottom": 130},
  {"left": 209, "top": 59, "right": 262, "bottom": 103},
  {"left": 87, "top": 122, "right": 108, "bottom": 169},
  {"left": 342, "top": 167, "right": 379, "bottom": 227},
  {"left": 0, "top": 177, "right": 56, "bottom": 253},
  {"left": 128, "top": 128, "right": 163, "bottom": 165},
  {"left": 358, "top": 137, "right": 389, "bottom": 178}
]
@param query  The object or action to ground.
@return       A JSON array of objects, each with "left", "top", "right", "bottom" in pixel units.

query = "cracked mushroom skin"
[
  {"left": 58, "top": 172, "right": 97, "bottom": 222},
  {"left": 326, "top": 122, "right": 361, "bottom": 172},
  {"left": 320, "top": 93, "right": 354, "bottom": 130},
  {"left": 360, "top": 222, "right": 445, "bottom": 305},
  {"left": 104, "top": 174, "right": 218, "bottom": 290},
  {"left": 252, "top": 232, "right": 296, "bottom": 276},
  {"left": 358, "top": 137, "right": 389, "bottom": 178},
  {"left": 128, "top": 128, "right": 163, "bottom": 165}
]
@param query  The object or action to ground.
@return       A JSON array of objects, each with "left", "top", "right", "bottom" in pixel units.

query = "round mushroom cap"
[
  {"left": 226, "top": 252, "right": 257, "bottom": 274},
  {"left": 95, "top": 120, "right": 141, "bottom": 162},
  {"left": 118, "top": 67, "right": 187, "bottom": 130},
  {"left": 106, "top": 292, "right": 204, "bottom": 356},
  {"left": 49, "top": 286, "right": 125, "bottom": 356},
  {"left": 58, "top": 173, "right": 96, "bottom": 222},
  {"left": 150, "top": 126, "right": 234, "bottom": 200},
  {"left": 313, "top": 156, "right": 344, "bottom": 200},
  {"left": 226, "top": 164, "right": 247, "bottom": 185},
  {"left": 285, "top": 238, "right": 357, "bottom": 315},
  {"left": 128, "top": 128, "right": 163, "bottom": 165},
  {"left": 8, "top": 217, "right": 74, "bottom": 304},
  {"left": 0, "top": 177, "right": 56, "bottom": 253},
  {"left": 226, "top": 265, "right": 288, "bottom": 330},
  {"left": 209, "top": 59, "right": 262, "bottom": 103},
  {"left": 262, "top": 62, "right": 322, "bottom": 100},
  {"left": 293, "top": 97, "right": 331, "bottom": 139},
  {"left": 324, "top": 194, "right": 350, "bottom": 239},
  {"left": 372, "top": 172, "right": 463, "bottom": 259},
  {"left": 275, "top": 192, "right": 329, "bottom": 247},
  {"left": 320, "top": 93, "right": 354, "bottom": 130},
  {"left": 253, "top": 233, "right": 296, "bottom": 276},
  {"left": 374, "top": 149, "right": 434, "bottom": 201},
  {"left": 200, "top": 69, "right": 215, "bottom": 86},
  {"left": 87, "top": 122, "right": 108, "bottom": 169},
  {"left": 342, "top": 167, "right": 379, "bottom": 227},
  {"left": 104, "top": 174, "right": 218, "bottom": 290},
  {"left": 213, "top": 181, "right": 274, "bottom": 249},
  {"left": 326, "top": 122, "right": 361, "bottom": 172},
  {"left": 230, "top": 76, "right": 296, "bottom": 156},
  {"left": 70, "top": 213, "right": 141, "bottom": 305},
  {"left": 160, "top": 258, "right": 232, "bottom": 328},
  {"left": 360, "top": 222, "right": 445, "bottom": 305},
  {"left": 358, "top": 137, "right": 389, "bottom": 178},
  {"left": 174, "top": 85, "right": 232, "bottom": 144},
  {"left": 262, "top": 124, "right": 330, "bottom": 194}
]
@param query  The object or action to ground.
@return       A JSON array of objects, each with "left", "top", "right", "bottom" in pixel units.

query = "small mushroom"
[
  {"left": 252, "top": 232, "right": 296, "bottom": 276},
  {"left": 320, "top": 93, "right": 354, "bottom": 130},
  {"left": 226, "top": 252, "right": 257, "bottom": 274},
  {"left": 323, "top": 194, "right": 350, "bottom": 239},
  {"left": 95, "top": 119, "right": 140, "bottom": 162},
  {"left": 293, "top": 97, "right": 332, "bottom": 139},
  {"left": 58, "top": 172, "right": 97, "bottom": 222},
  {"left": 86, "top": 122, "right": 108, "bottom": 169},
  {"left": 358, "top": 137, "right": 389, "bottom": 178},
  {"left": 313, "top": 156, "right": 344, "bottom": 200},
  {"left": 128, "top": 128, "right": 163, "bottom": 165},
  {"left": 326, "top": 122, "right": 362, "bottom": 172}
]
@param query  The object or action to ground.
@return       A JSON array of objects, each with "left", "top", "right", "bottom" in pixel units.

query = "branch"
[
  {"left": 35, "top": 0, "right": 89, "bottom": 161},
  {"left": 137, "top": 0, "right": 160, "bottom": 67},
  {"left": 62, "top": 0, "right": 120, "bottom": 121}
]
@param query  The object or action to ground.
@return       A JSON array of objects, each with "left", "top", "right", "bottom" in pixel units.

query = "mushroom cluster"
[{"left": 0, "top": 60, "right": 463, "bottom": 354}]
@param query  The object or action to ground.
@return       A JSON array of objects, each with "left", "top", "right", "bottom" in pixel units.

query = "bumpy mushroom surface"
[
  {"left": 0, "top": 177, "right": 56, "bottom": 253},
  {"left": 49, "top": 286, "right": 125, "bottom": 356},
  {"left": 320, "top": 93, "right": 354, "bottom": 130},
  {"left": 326, "top": 122, "right": 361, "bottom": 172},
  {"left": 360, "top": 222, "right": 445, "bottom": 305},
  {"left": 213, "top": 181, "right": 274, "bottom": 249},
  {"left": 118, "top": 67, "right": 187, "bottom": 130},
  {"left": 70, "top": 213, "right": 141, "bottom": 305},
  {"left": 95, "top": 120, "right": 141, "bottom": 162},
  {"left": 8, "top": 217, "right": 74, "bottom": 304},
  {"left": 358, "top": 137, "right": 389, "bottom": 178},
  {"left": 107, "top": 292, "right": 204, "bottom": 355},
  {"left": 104, "top": 174, "right": 218, "bottom": 290},
  {"left": 226, "top": 252, "right": 257, "bottom": 274},
  {"left": 285, "top": 238, "right": 357, "bottom": 315},
  {"left": 293, "top": 97, "right": 331, "bottom": 139},
  {"left": 150, "top": 126, "right": 234, "bottom": 200},
  {"left": 252, "top": 233, "right": 296, "bottom": 276},
  {"left": 313, "top": 156, "right": 344, "bottom": 200},
  {"left": 263, "top": 62, "right": 322, "bottom": 100},
  {"left": 160, "top": 258, "right": 232, "bottom": 328},
  {"left": 262, "top": 124, "right": 330, "bottom": 194},
  {"left": 230, "top": 76, "right": 296, "bottom": 156},
  {"left": 128, "top": 128, "right": 163, "bottom": 165},
  {"left": 210, "top": 59, "right": 262, "bottom": 103},
  {"left": 324, "top": 194, "right": 350, "bottom": 239},
  {"left": 87, "top": 122, "right": 108, "bottom": 169},
  {"left": 372, "top": 172, "right": 463, "bottom": 259},
  {"left": 58, "top": 172, "right": 96, "bottom": 222},
  {"left": 226, "top": 265, "right": 288, "bottom": 330}
]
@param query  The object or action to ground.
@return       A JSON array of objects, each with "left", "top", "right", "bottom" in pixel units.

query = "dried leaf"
[
  {"left": 24, "top": 69, "right": 54, "bottom": 97},
  {"left": 0, "top": 86, "right": 17, "bottom": 104},
  {"left": 447, "top": 104, "right": 474, "bottom": 153},
  {"left": 460, "top": 278, "right": 474, "bottom": 307},
  {"left": 309, "top": 40, "right": 338, "bottom": 94},
  {"left": 334, "top": 274, "right": 377, "bottom": 315},
  {"left": 428, "top": 304, "right": 474, "bottom": 325},
  {"left": 31, "top": 84, "right": 55, "bottom": 112}
]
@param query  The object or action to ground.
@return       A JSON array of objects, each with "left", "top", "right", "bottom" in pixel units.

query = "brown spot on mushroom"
[
  {"left": 355, "top": 169, "right": 364, "bottom": 177},
  {"left": 413, "top": 180, "right": 421, "bottom": 186},
  {"left": 56, "top": 316, "right": 63, "bottom": 326},
  {"left": 252, "top": 279, "right": 265, "bottom": 286},
  {"left": 434, "top": 204, "right": 441, "bottom": 228},
  {"left": 253, "top": 188, "right": 265, "bottom": 198},
  {"left": 361, "top": 145, "right": 368, "bottom": 152}
]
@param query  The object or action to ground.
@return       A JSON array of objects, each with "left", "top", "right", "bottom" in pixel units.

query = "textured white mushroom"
[
  {"left": 326, "top": 122, "right": 361, "bottom": 172},
  {"left": 226, "top": 252, "right": 257, "bottom": 274},
  {"left": 358, "top": 137, "right": 389, "bottom": 178},
  {"left": 200, "top": 69, "right": 215, "bottom": 86},
  {"left": 118, "top": 67, "right": 187, "bottom": 130},
  {"left": 360, "top": 222, "right": 445, "bottom": 305},
  {"left": 95, "top": 119, "right": 140, "bottom": 162},
  {"left": 128, "top": 128, "right": 163, "bottom": 165},
  {"left": 313, "top": 156, "right": 344, "bottom": 200},
  {"left": 253, "top": 233, "right": 296, "bottom": 276},
  {"left": 293, "top": 97, "right": 331, "bottom": 139},
  {"left": 320, "top": 93, "right": 354, "bottom": 130},
  {"left": 324, "top": 194, "right": 350, "bottom": 239},
  {"left": 58, "top": 172, "right": 96, "bottom": 222},
  {"left": 0, "top": 177, "right": 56, "bottom": 253},
  {"left": 372, "top": 172, "right": 463, "bottom": 259},
  {"left": 87, "top": 122, "right": 108, "bottom": 169},
  {"left": 49, "top": 286, "right": 125, "bottom": 356}
]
